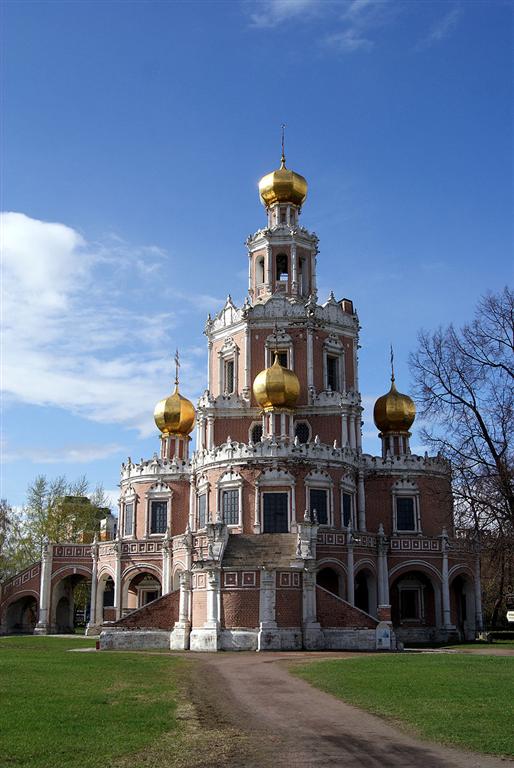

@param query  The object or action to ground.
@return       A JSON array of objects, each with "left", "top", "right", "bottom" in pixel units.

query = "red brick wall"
[
  {"left": 221, "top": 590, "right": 259, "bottom": 628},
  {"left": 276, "top": 589, "right": 302, "bottom": 627},
  {"left": 365, "top": 474, "right": 453, "bottom": 536},
  {"left": 316, "top": 586, "right": 377, "bottom": 628},
  {"left": 113, "top": 590, "right": 179, "bottom": 630}
]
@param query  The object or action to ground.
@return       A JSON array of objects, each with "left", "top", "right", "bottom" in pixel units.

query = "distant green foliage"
[
  {"left": 1, "top": 475, "right": 110, "bottom": 580},
  {"left": 293, "top": 655, "right": 514, "bottom": 756},
  {"left": 0, "top": 637, "right": 181, "bottom": 768}
]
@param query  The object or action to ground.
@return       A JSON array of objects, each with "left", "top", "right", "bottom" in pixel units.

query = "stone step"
[{"left": 223, "top": 533, "right": 298, "bottom": 568}]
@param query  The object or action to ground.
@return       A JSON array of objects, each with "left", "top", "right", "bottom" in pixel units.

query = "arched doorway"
[
  {"left": 450, "top": 573, "right": 476, "bottom": 641},
  {"left": 317, "top": 566, "right": 343, "bottom": 597},
  {"left": 390, "top": 569, "right": 439, "bottom": 642},
  {"left": 51, "top": 573, "right": 91, "bottom": 633},
  {"left": 3, "top": 595, "right": 38, "bottom": 634},
  {"left": 123, "top": 571, "right": 162, "bottom": 615},
  {"left": 354, "top": 569, "right": 377, "bottom": 617}
]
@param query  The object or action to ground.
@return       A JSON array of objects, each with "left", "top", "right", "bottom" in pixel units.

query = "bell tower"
[{"left": 248, "top": 133, "right": 318, "bottom": 303}]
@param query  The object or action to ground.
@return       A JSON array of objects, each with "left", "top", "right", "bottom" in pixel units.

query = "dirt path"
[{"left": 187, "top": 651, "right": 512, "bottom": 768}]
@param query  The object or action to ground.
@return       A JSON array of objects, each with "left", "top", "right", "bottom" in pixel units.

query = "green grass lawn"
[
  {"left": 0, "top": 636, "right": 183, "bottom": 768},
  {"left": 293, "top": 654, "right": 514, "bottom": 756},
  {"left": 444, "top": 640, "right": 514, "bottom": 650}
]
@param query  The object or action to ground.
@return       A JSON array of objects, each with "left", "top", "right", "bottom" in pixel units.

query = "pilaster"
[{"left": 34, "top": 542, "right": 53, "bottom": 635}]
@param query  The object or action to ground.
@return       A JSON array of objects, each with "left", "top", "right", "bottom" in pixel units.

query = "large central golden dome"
[
  {"left": 373, "top": 379, "right": 416, "bottom": 434},
  {"left": 154, "top": 384, "right": 195, "bottom": 437},
  {"left": 258, "top": 156, "right": 307, "bottom": 208},
  {"left": 253, "top": 354, "right": 300, "bottom": 411}
]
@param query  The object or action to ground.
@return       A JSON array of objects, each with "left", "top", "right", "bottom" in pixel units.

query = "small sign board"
[{"left": 506, "top": 610, "right": 514, "bottom": 623}]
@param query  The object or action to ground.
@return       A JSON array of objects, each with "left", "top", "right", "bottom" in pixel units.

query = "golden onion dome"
[
  {"left": 373, "top": 378, "right": 416, "bottom": 434},
  {"left": 154, "top": 384, "right": 195, "bottom": 437},
  {"left": 258, "top": 156, "right": 308, "bottom": 209},
  {"left": 253, "top": 353, "right": 300, "bottom": 411}
]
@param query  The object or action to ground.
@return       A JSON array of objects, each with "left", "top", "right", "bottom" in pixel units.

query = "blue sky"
[{"left": 2, "top": 0, "right": 512, "bottom": 509}]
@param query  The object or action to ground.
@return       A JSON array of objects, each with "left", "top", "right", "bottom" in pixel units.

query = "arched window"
[
  {"left": 256, "top": 256, "right": 265, "bottom": 285},
  {"left": 276, "top": 253, "right": 288, "bottom": 281},
  {"left": 295, "top": 422, "right": 310, "bottom": 444}
]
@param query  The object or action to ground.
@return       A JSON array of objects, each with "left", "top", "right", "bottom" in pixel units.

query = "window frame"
[
  {"left": 305, "top": 471, "right": 333, "bottom": 527},
  {"left": 308, "top": 487, "right": 329, "bottom": 526},
  {"left": 216, "top": 472, "right": 243, "bottom": 529},
  {"left": 392, "top": 480, "right": 421, "bottom": 535},
  {"left": 149, "top": 499, "right": 168, "bottom": 535}
]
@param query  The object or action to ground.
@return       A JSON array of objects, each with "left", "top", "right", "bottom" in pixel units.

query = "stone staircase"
[{"left": 222, "top": 534, "right": 298, "bottom": 569}]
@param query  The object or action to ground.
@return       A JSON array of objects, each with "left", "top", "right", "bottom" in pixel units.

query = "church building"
[{"left": 0, "top": 151, "right": 482, "bottom": 650}]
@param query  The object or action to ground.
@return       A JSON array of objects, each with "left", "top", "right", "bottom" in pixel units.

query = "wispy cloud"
[
  {"left": 1, "top": 212, "right": 206, "bottom": 438},
  {"left": 3, "top": 442, "right": 125, "bottom": 464},
  {"left": 248, "top": 0, "right": 320, "bottom": 29},
  {"left": 417, "top": 6, "right": 462, "bottom": 49},
  {"left": 325, "top": 27, "right": 374, "bottom": 52}
]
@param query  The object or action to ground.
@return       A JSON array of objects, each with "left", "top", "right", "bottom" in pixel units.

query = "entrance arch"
[
  {"left": 316, "top": 566, "right": 345, "bottom": 598},
  {"left": 354, "top": 567, "right": 377, "bottom": 617},
  {"left": 122, "top": 570, "right": 162, "bottom": 615},
  {"left": 390, "top": 569, "right": 440, "bottom": 642},
  {"left": 450, "top": 572, "right": 476, "bottom": 641},
  {"left": 3, "top": 594, "right": 38, "bottom": 634},
  {"left": 50, "top": 571, "right": 91, "bottom": 633}
]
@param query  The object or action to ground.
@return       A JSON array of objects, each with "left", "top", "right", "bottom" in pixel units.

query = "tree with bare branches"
[{"left": 410, "top": 286, "right": 513, "bottom": 625}]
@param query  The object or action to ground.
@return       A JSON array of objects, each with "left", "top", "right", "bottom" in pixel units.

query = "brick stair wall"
[
  {"left": 112, "top": 590, "right": 179, "bottom": 630},
  {"left": 317, "top": 585, "right": 378, "bottom": 629}
]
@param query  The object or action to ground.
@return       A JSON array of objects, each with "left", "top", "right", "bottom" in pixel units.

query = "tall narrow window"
[
  {"left": 309, "top": 488, "right": 328, "bottom": 525},
  {"left": 251, "top": 423, "right": 263, "bottom": 443},
  {"left": 326, "top": 355, "right": 338, "bottom": 391},
  {"left": 342, "top": 492, "right": 352, "bottom": 528},
  {"left": 150, "top": 500, "right": 167, "bottom": 534},
  {"left": 276, "top": 253, "right": 288, "bottom": 281},
  {"left": 396, "top": 497, "right": 415, "bottom": 531},
  {"left": 400, "top": 589, "right": 420, "bottom": 620},
  {"left": 224, "top": 359, "right": 235, "bottom": 394},
  {"left": 197, "top": 494, "right": 207, "bottom": 529},
  {"left": 277, "top": 351, "right": 288, "bottom": 368},
  {"left": 124, "top": 502, "right": 134, "bottom": 536},
  {"left": 222, "top": 489, "right": 239, "bottom": 525}
]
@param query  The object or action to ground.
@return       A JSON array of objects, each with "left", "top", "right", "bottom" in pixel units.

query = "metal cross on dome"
[
  {"left": 174, "top": 349, "right": 180, "bottom": 387},
  {"left": 390, "top": 344, "right": 395, "bottom": 383}
]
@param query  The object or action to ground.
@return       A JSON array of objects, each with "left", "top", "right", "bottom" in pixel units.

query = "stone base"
[
  {"left": 394, "top": 626, "right": 459, "bottom": 645},
  {"left": 375, "top": 621, "right": 394, "bottom": 650},
  {"left": 99, "top": 629, "right": 171, "bottom": 650},
  {"left": 85, "top": 623, "right": 102, "bottom": 637},
  {"left": 321, "top": 628, "right": 378, "bottom": 650},
  {"left": 189, "top": 626, "right": 221, "bottom": 652},
  {"left": 257, "top": 628, "right": 302, "bottom": 651},
  {"left": 302, "top": 623, "right": 324, "bottom": 650},
  {"left": 170, "top": 622, "right": 191, "bottom": 651},
  {"left": 34, "top": 623, "right": 52, "bottom": 635},
  {"left": 221, "top": 629, "right": 258, "bottom": 651}
]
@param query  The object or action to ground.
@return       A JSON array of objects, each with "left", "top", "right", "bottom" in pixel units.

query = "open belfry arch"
[{"left": 0, "top": 142, "right": 482, "bottom": 649}]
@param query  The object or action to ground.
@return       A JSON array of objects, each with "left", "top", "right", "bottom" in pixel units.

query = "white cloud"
[
  {"left": 1, "top": 212, "right": 207, "bottom": 437},
  {"left": 418, "top": 7, "right": 462, "bottom": 49},
  {"left": 325, "top": 27, "right": 373, "bottom": 52},
  {"left": 249, "top": 0, "right": 319, "bottom": 28},
  {"left": 3, "top": 443, "right": 125, "bottom": 464}
]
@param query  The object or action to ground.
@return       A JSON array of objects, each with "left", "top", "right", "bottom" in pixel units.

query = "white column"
[
  {"left": 311, "top": 252, "right": 317, "bottom": 297},
  {"left": 302, "top": 569, "right": 317, "bottom": 625},
  {"left": 307, "top": 328, "right": 314, "bottom": 393},
  {"left": 34, "top": 542, "right": 53, "bottom": 634},
  {"left": 266, "top": 244, "right": 273, "bottom": 293},
  {"left": 189, "top": 477, "right": 195, "bottom": 531},
  {"left": 253, "top": 482, "right": 260, "bottom": 533},
  {"left": 377, "top": 527, "right": 389, "bottom": 607},
  {"left": 349, "top": 415, "right": 356, "bottom": 449},
  {"left": 207, "top": 341, "right": 212, "bottom": 392},
  {"left": 441, "top": 529, "right": 451, "bottom": 628},
  {"left": 162, "top": 539, "right": 172, "bottom": 594},
  {"left": 355, "top": 412, "right": 362, "bottom": 450},
  {"left": 179, "top": 572, "right": 191, "bottom": 623},
  {"left": 347, "top": 537, "right": 355, "bottom": 606},
  {"left": 248, "top": 252, "right": 252, "bottom": 293},
  {"left": 280, "top": 412, "right": 286, "bottom": 439},
  {"left": 341, "top": 411, "right": 348, "bottom": 447},
  {"left": 259, "top": 569, "right": 277, "bottom": 628},
  {"left": 291, "top": 242, "right": 298, "bottom": 294},
  {"left": 244, "top": 325, "right": 250, "bottom": 396},
  {"left": 114, "top": 540, "right": 122, "bottom": 620},
  {"left": 206, "top": 570, "right": 220, "bottom": 627},
  {"left": 206, "top": 415, "right": 214, "bottom": 450},
  {"left": 357, "top": 471, "right": 366, "bottom": 531},
  {"left": 89, "top": 539, "right": 99, "bottom": 627}
]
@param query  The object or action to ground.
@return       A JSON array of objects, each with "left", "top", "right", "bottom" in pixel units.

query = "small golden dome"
[
  {"left": 253, "top": 354, "right": 300, "bottom": 411},
  {"left": 373, "top": 378, "right": 416, "bottom": 434},
  {"left": 258, "top": 157, "right": 307, "bottom": 208},
  {"left": 154, "top": 385, "right": 195, "bottom": 437}
]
